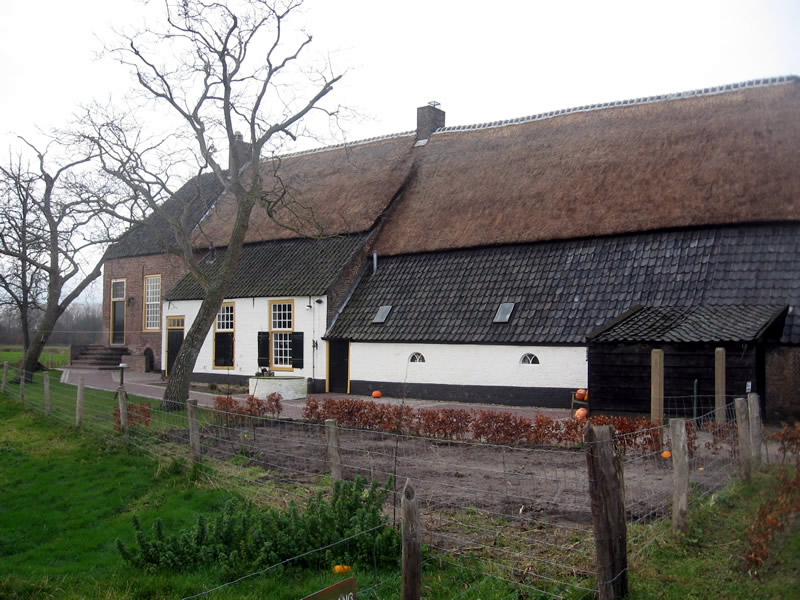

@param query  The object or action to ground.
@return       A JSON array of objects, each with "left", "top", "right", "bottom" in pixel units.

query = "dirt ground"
[{"left": 170, "top": 418, "right": 741, "bottom": 528}]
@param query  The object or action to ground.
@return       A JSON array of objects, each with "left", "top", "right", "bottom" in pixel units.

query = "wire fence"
[{"left": 0, "top": 364, "right": 758, "bottom": 599}]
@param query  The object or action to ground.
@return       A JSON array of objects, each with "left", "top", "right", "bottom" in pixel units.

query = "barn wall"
[
  {"left": 589, "top": 343, "right": 758, "bottom": 415},
  {"left": 766, "top": 345, "right": 800, "bottom": 421},
  {"left": 164, "top": 295, "right": 328, "bottom": 383},
  {"left": 103, "top": 253, "right": 188, "bottom": 371},
  {"left": 348, "top": 342, "right": 586, "bottom": 406}
]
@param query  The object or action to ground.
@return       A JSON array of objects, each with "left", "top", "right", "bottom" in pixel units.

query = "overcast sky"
[{"left": 2, "top": 0, "right": 799, "bottom": 152}]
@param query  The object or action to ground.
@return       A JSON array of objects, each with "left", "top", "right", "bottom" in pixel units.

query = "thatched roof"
[
  {"left": 194, "top": 134, "right": 415, "bottom": 246},
  {"left": 372, "top": 77, "right": 800, "bottom": 255}
]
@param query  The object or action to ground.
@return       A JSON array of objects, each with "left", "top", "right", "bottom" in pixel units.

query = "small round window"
[
  {"left": 520, "top": 353, "right": 539, "bottom": 365},
  {"left": 409, "top": 352, "right": 426, "bottom": 363}
]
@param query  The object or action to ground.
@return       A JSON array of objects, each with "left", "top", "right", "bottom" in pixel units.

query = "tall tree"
[
  {"left": 86, "top": 0, "right": 341, "bottom": 408},
  {"left": 0, "top": 139, "right": 114, "bottom": 377}
]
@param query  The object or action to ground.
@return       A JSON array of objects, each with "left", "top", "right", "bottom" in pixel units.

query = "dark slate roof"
[
  {"left": 104, "top": 172, "right": 224, "bottom": 259},
  {"left": 326, "top": 222, "right": 800, "bottom": 345},
  {"left": 586, "top": 305, "right": 787, "bottom": 343},
  {"left": 165, "top": 234, "right": 367, "bottom": 301}
]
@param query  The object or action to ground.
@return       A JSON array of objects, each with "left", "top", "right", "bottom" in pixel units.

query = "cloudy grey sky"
[{"left": 2, "top": 0, "right": 799, "bottom": 151}]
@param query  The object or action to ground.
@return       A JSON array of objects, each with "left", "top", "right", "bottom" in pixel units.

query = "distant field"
[{"left": 0, "top": 345, "right": 71, "bottom": 369}]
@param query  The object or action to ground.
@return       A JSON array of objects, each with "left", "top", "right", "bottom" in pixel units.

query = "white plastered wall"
[
  {"left": 162, "top": 296, "right": 328, "bottom": 380},
  {"left": 349, "top": 342, "right": 587, "bottom": 388}
]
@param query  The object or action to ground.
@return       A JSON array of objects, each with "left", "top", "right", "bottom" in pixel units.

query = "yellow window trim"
[
  {"left": 142, "top": 274, "right": 162, "bottom": 332},
  {"left": 268, "top": 299, "right": 295, "bottom": 372},
  {"left": 165, "top": 315, "right": 185, "bottom": 378},
  {"left": 213, "top": 302, "right": 235, "bottom": 370}
]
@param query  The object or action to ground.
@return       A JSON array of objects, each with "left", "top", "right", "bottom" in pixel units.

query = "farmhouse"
[{"left": 100, "top": 76, "right": 800, "bottom": 419}]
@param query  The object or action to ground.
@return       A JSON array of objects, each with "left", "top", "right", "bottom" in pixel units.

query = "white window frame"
[
  {"left": 143, "top": 275, "right": 161, "bottom": 331},
  {"left": 269, "top": 300, "right": 294, "bottom": 370}
]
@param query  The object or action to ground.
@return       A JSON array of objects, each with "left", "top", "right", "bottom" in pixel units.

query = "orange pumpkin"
[
  {"left": 575, "top": 389, "right": 588, "bottom": 401},
  {"left": 661, "top": 450, "right": 672, "bottom": 459},
  {"left": 372, "top": 390, "right": 382, "bottom": 398},
  {"left": 332, "top": 564, "right": 352, "bottom": 574},
  {"left": 574, "top": 407, "right": 588, "bottom": 420}
]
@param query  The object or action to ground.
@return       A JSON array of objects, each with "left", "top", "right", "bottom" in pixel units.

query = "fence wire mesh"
[{"left": 0, "top": 364, "right": 761, "bottom": 599}]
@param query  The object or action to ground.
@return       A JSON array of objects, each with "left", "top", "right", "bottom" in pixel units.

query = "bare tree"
[
  {"left": 0, "top": 138, "right": 115, "bottom": 378},
  {"left": 85, "top": 0, "right": 341, "bottom": 408}
]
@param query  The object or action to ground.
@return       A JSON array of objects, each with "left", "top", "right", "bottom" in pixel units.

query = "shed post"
[
  {"left": 326, "top": 418, "right": 343, "bottom": 484},
  {"left": 44, "top": 372, "right": 51, "bottom": 416},
  {"left": 715, "top": 348, "right": 726, "bottom": 424},
  {"left": 117, "top": 387, "right": 129, "bottom": 439},
  {"left": 585, "top": 424, "right": 628, "bottom": 600},
  {"left": 650, "top": 349, "right": 664, "bottom": 423},
  {"left": 188, "top": 399, "right": 201, "bottom": 463},
  {"left": 76, "top": 376, "right": 85, "bottom": 428},
  {"left": 670, "top": 419, "right": 689, "bottom": 534},
  {"left": 734, "top": 397, "right": 751, "bottom": 482},
  {"left": 747, "top": 393, "right": 762, "bottom": 465},
  {"left": 401, "top": 479, "right": 421, "bottom": 600}
]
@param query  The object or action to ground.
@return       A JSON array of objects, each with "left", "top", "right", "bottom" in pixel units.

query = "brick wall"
[
  {"left": 765, "top": 345, "right": 800, "bottom": 422},
  {"left": 102, "top": 253, "right": 188, "bottom": 371}
]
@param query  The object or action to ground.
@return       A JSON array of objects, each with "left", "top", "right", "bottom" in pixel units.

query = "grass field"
[
  {"left": 1, "top": 380, "right": 798, "bottom": 599},
  {"left": 0, "top": 345, "right": 71, "bottom": 369}
]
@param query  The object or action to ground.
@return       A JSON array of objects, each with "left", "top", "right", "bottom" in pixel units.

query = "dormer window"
[
  {"left": 373, "top": 305, "right": 392, "bottom": 324},
  {"left": 493, "top": 302, "right": 515, "bottom": 323}
]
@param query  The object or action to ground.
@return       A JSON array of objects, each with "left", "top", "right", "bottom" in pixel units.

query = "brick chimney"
[
  {"left": 229, "top": 132, "right": 253, "bottom": 171},
  {"left": 416, "top": 102, "right": 445, "bottom": 142}
]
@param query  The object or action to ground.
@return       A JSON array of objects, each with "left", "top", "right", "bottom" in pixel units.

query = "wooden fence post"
[
  {"left": 76, "top": 377, "right": 85, "bottom": 428},
  {"left": 1, "top": 361, "right": 7, "bottom": 394},
  {"left": 734, "top": 397, "right": 751, "bottom": 482},
  {"left": 747, "top": 393, "right": 762, "bottom": 465},
  {"left": 585, "top": 424, "right": 628, "bottom": 600},
  {"left": 651, "top": 349, "right": 664, "bottom": 424},
  {"left": 670, "top": 419, "right": 689, "bottom": 534},
  {"left": 19, "top": 369, "right": 25, "bottom": 405},
  {"left": 715, "top": 348, "right": 726, "bottom": 424},
  {"left": 188, "top": 399, "right": 201, "bottom": 463},
  {"left": 326, "top": 418, "right": 343, "bottom": 484},
  {"left": 401, "top": 479, "right": 421, "bottom": 600},
  {"left": 117, "top": 387, "right": 129, "bottom": 439},
  {"left": 44, "top": 372, "right": 51, "bottom": 416}
]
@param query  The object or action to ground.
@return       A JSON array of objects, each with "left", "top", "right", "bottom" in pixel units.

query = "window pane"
[
  {"left": 216, "top": 304, "right": 234, "bottom": 331},
  {"left": 145, "top": 276, "right": 161, "bottom": 329},
  {"left": 272, "top": 302, "right": 292, "bottom": 330},
  {"left": 273, "top": 332, "right": 292, "bottom": 366},
  {"left": 111, "top": 281, "right": 125, "bottom": 300}
]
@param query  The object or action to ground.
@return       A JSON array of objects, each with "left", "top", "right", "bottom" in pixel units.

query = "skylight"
[
  {"left": 493, "top": 302, "right": 515, "bottom": 323},
  {"left": 373, "top": 305, "right": 392, "bottom": 324}
]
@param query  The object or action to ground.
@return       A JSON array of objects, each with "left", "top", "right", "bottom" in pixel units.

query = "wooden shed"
[{"left": 586, "top": 304, "right": 788, "bottom": 417}]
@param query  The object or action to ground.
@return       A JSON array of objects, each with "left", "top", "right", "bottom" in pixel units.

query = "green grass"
[
  {"left": 0, "top": 395, "right": 536, "bottom": 599},
  {"left": 2, "top": 385, "right": 798, "bottom": 600},
  {"left": 627, "top": 468, "right": 800, "bottom": 599},
  {"left": 0, "top": 345, "right": 71, "bottom": 369}
]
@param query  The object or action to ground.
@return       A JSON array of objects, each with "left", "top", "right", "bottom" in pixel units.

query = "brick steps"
[{"left": 71, "top": 345, "right": 129, "bottom": 368}]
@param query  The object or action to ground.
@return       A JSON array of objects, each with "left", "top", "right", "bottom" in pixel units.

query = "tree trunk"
[
  {"left": 22, "top": 305, "right": 60, "bottom": 381},
  {"left": 162, "top": 292, "right": 223, "bottom": 410}
]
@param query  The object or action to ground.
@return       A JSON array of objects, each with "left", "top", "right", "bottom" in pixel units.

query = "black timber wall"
[{"left": 588, "top": 342, "right": 758, "bottom": 415}]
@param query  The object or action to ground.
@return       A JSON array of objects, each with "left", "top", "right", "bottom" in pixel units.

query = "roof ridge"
[
  {"left": 274, "top": 131, "right": 415, "bottom": 161},
  {"left": 434, "top": 75, "right": 799, "bottom": 134}
]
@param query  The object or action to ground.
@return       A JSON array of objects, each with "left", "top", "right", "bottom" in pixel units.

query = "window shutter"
[
  {"left": 257, "top": 332, "right": 270, "bottom": 367},
  {"left": 214, "top": 332, "right": 234, "bottom": 367},
  {"left": 291, "top": 332, "right": 304, "bottom": 369}
]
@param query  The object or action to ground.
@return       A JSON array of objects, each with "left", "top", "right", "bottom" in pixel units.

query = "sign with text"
[{"left": 301, "top": 577, "right": 356, "bottom": 600}]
